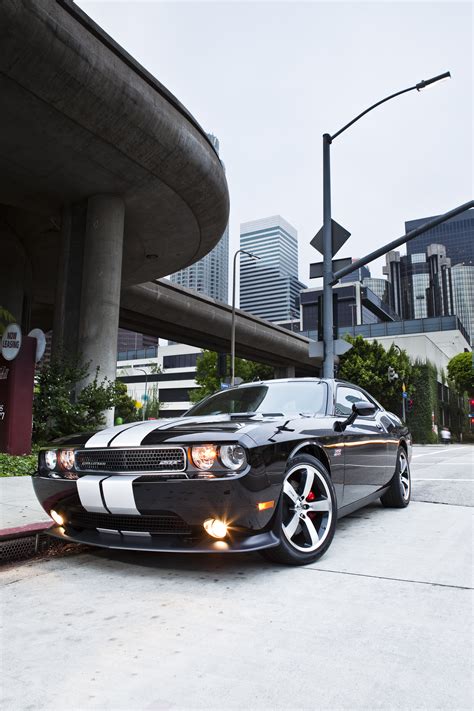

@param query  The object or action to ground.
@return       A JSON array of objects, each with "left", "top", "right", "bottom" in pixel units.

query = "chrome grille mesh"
[{"left": 75, "top": 447, "right": 186, "bottom": 473}]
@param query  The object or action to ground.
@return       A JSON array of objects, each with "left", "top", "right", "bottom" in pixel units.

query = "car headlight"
[
  {"left": 191, "top": 444, "right": 218, "bottom": 470},
  {"left": 44, "top": 450, "right": 57, "bottom": 470},
  {"left": 220, "top": 444, "right": 247, "bottom": 470},
  {"left": 58, "top": 449, "right": 75, "bottom": 470}
]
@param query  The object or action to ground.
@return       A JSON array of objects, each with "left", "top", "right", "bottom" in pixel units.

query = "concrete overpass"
[
  {"left": 121, "top": 280, "right": 317, "bottom": 375},
  {"left": 0, "top": 0, "right": 318, "bottom": 392},
  {"left": 0, "top": 0, "right": 229, "bottom": 392}
]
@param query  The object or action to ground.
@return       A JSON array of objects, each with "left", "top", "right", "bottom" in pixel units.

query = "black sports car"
[{"left": 32, "top": 378, "right": 412, "bottom": 565}]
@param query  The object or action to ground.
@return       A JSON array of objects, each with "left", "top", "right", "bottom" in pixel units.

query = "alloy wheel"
[
  {"left": 281, "top": 463, "right": 333, "bottom": 553},
  {"left": 399, "top": 450, "right": 410, "bottom": 500}
]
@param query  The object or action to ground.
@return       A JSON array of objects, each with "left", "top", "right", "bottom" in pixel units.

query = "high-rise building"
[
  {"left": 170, "top": 134, "right": 229, "bottom": 303},
  {"left": 451, "top": 264, "right": 474, "bottom": 345},
  {"left": 340, "top": 263, "right": 371, "bottom": 283},
  {"left": 384, "top": 242, "right": 473, "bottom": 343},
  {"left": 239, "top": 215, "right": 306, "bottom": 322},
  {"left": 405, "top": 208, "right": 474, "bottom": 266}
]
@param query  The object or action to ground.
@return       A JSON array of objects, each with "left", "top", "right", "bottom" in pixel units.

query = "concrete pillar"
[
  {"left": 78, "top": 195, "right": 125, "bottom": 424},
  {"left": 52, "top": 202, "right": 87, "bottom": 356},
  {"left": 0, "top": 213, "right": 31, "bottom": 330}
]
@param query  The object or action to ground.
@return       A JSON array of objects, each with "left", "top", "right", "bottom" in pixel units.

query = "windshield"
[{"left": 186, "top": 382, "right": 327, "bottom": 417}]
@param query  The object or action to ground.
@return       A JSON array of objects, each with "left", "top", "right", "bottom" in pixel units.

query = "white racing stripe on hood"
[
  {"left": 84, "top": 421, "right": 148, "bottom": 449},
  {"left": 106, "top": 418, "right": 189, "bottom": 447}
]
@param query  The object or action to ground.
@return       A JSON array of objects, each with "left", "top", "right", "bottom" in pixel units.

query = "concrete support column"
[
  {"left": 52, "top": 202, "right": 87, "bottom": 356},
  {"left": 0, "top": 212, "right": 31, "bottom": 330},
  {"left": 78, "top": 195, "right": 125, "bottom": 423}
]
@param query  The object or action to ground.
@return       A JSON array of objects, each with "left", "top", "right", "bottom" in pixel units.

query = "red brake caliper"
[{"left": 306, "top": 491, "right": 316, "bottom": 502}]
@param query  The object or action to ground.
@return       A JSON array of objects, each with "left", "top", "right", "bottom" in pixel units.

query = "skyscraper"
[
  {"left": 239, "top": 215, "right": 306, "bottom": 322},
  {"left": 170, "top": 134, "right": 229, "bottom": 303},
  {"left": 405, "top": 208, "right": 474, "bottom": 266},
  {"left": 383, "top": 243, "right": 472, "bottom": 343}
]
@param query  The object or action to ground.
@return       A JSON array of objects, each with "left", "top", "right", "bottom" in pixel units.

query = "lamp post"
[
  {"left": 322, "top": 71, "right": 451, "bottom": 378},
  {"left": 231, "top": 249, "right": 260, "bottom": 386},
  {"left": 134, "top": 367, "right": 148, "bottom": 420}
]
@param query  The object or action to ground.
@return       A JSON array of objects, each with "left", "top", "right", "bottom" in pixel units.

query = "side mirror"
[
  {"left": 334, "top": 400, "right": 377, "bottom": 432},
  {"left": 352, "top": 401, "right": 377, "bottom": 417}
]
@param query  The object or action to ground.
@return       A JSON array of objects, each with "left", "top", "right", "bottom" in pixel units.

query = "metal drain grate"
[{"left": 0, "top": 534, "right": 49, "bottom": 565}]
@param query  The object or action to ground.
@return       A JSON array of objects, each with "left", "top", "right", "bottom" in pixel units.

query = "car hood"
[{"left": 81, "top": 413, "right": 297, "bottom": 448}]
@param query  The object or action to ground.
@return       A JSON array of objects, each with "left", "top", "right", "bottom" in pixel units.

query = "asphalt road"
[{"left": 1, "top": 445, "right": 472, "bottom": 711}]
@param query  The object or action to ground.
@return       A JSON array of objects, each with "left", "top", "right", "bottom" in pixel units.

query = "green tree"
[
  {"left": 33, "top": 355, "right": 117, "bottom": 443},
  {"left": 405, "top": 360, "right": 439, "bottom": 444},
  {"left": 113, "top": 380, "right": 139, "bottom": 424},
  {"left": 338, "top": 336, "right": 412, "bottom": 417},
  {"left": 447, "top": 352, "right": 473, "bottom": 396},
  {"left": 190, "top": 351, "right": 273, "bottom": 403}
]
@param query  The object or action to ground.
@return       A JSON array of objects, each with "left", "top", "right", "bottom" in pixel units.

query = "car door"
[{"left": 334, "top": 385, "right": 388, "bottom": 506}]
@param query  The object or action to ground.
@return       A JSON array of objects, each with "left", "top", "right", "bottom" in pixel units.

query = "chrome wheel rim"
[
  {"left": 399, "top": 451, "right": 410, "bottom": 500},
  {"left": 282, "top": 464, "right": 333, "bottom": 553}
]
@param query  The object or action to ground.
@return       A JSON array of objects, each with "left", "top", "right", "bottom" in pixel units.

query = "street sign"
[
  {"left": 309, "top": 339, "right": 353, "bottom": 359},
  {"left": 311, "top": 220, "right": 351, "bottom": 257},
  {"left": 310, "top": 257, "right": 353, "bottom": 280},
  {"left": 402, "top": 392, "right": 408, "bottom": 399}
]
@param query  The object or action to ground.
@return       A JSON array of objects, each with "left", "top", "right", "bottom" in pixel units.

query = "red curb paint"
[{"left": 0, "top": 521, "right": 52, "bottom": 541}]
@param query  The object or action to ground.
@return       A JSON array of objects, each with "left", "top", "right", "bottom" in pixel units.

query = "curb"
[{"left": 0, "top": 521, "right": 52, "bottom": 542}]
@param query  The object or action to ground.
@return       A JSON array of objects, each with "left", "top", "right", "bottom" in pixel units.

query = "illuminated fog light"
[
  {"left": 50, "top": 509, "right": 64, "bottom": 526},
  {"left": 191, "top": 444, "right": 218, "bottom": 470},
  {"left": 220, "top": 444, "right": 247, "bottom": 470},
  {"left": 58, "top": 449, "right": 75, "bottom": 470},
  {"left": 44, "top": 450, "right": 57, "bottom": 470},
  {"left": 203, "top": 518, "right": 228, "bottom": 539}
]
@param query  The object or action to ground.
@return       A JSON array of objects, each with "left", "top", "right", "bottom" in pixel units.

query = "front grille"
[
  {"left": 75, "top": 447, "right": 186, "bottom": 473},
  {"left": 67, "top": 510, "right": 192, "bottom": 535},
  {"left": 66, "top": 511, "right": 191, "bottom": 535}
]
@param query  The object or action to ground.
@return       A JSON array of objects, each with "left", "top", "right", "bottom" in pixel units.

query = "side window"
[{"left": 335, "top": 386, "right": 371, "bottom": 417}]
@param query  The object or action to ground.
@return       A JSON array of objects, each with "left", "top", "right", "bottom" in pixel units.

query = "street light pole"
[
  {"left": 134, "top": 367, "right": 148, "bottom": 421},
  {"left": 321, "top": 71, "right": 451, "bottom": 378},
  {"left": 322, "top": 133, "right": 333, "bottom": 378},
  {"left": 231, "top": 249, "right": 260, "bottom": 386}
]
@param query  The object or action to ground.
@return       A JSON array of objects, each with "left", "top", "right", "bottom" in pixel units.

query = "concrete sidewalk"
[{"left": 0, "top": 476, "right": 50, "bottom": 533}]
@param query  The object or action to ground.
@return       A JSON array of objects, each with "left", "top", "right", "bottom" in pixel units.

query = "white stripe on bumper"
[
  {"left": 77, "top": 475, "right": 110, "bottom": 513},
  {"left": 101, "top": 475, "right": 141, "bottom": 515}
]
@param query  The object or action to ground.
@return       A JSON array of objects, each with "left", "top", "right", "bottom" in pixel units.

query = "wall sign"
[{"left": 1, "top": 324, "right": 22, "bottom": 361}]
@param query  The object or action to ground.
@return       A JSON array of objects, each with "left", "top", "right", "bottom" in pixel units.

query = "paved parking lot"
[{"left": 1, "top": 445, "right": 472, "bottom": 710}]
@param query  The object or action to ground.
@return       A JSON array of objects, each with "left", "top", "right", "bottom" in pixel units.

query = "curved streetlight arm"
[{"left": 330, "top": 71, "right": 450, "bottom": 142}]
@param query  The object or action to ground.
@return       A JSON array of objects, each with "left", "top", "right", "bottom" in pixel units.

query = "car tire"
[
  {"left": 261, "top": 454, "right": 337, "bottom": 566},
  {"left": 380, "top": 446, "right": 411, "bottom": 508}
]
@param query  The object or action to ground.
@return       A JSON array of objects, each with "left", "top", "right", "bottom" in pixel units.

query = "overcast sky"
[{"left": 79, "top": 0, "right": 472, "bottom": 290}]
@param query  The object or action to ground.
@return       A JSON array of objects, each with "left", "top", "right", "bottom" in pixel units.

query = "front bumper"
[
  {"left": 47, "top": 524, "right": 280, "bottom": 553},
  {"left": 32, "top": 471, "right": 282, "bottom": 554}
]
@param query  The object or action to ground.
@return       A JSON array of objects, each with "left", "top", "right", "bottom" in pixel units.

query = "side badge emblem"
[{"left": 333, "top": 448, "right": 342, "bottom": 457}]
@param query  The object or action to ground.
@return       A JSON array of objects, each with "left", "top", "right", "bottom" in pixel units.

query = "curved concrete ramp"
[{"left": 0, "top": 0, "right": 229, "bottom": 289}]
